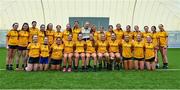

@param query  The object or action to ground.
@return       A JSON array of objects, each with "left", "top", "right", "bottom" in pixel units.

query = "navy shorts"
[
  {"left": 134, "top": 57, "right": 144, "bottom": 61},
  {"left": 83, "top": 38, "right": 90, "bottom": 41},
  {"left": 145, "top": 57, "right": 155, "bottom": 62},
  {"left": 18, "top": 46, "right": 27, "bottom": 50},
  {"left": 8, "top": 45, "right": 17, "bottom": 49},
  {"left": 123, "top": 57, "right": 132, "bottom": 61},
  {"left": 50, "top": 59, "right": 62, "bottom": 65},
  {"left": 28, "top": 57, "right": 39, "bottom": 64},
  {"left": 39, "top": 57, "right": 49, "bottom": 64}
]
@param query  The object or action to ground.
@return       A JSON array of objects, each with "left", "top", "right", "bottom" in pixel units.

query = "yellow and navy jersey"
[
  {"left": 158, "top": 31, "right": 168, "bottom": 47},
  {"left": 27, "top": 43, "right": 40, "bottom": 57},
  {"left": 106, "top": 31, "right": 112, "bottom": 41},
  {"left": 152, "top": 32, "right": 159, "bottom": 47},
  {"left": 6, "top": 29, "right": 19, "bottom": 46},
  {"left": 46, "top": 30, "right": 55, "bottom": 45},
  {"left": 64, "top": 41, "right": 74, "bottom": 53},
  {"left": 133, "top": 31, "right": 142, "bottom": 41},
  {"left": 63, "top": 30, "right": 71, "bottom": 42},
  {"left": 133, "top": 41, "right": 145, "bottom": 58},
  {"left": 144, "top": 43, "right": 155, "bottom": 59},
  {"left": 50, "top": 43, "right": 64, "bottom": 60},
  {"left": 86, "top": 40, "right": 96, "bottom": 53},
  {"left": 113, "top": 29, "right": 124, "bottom": 42},
  {"left": 40, "top": 44, "right": 49, "bottom": 57},
  {"left": 96, "top": 40, "right": 108, "bottom": 53},
  {"left": 142, "top": 32, "right": 153, "bottom": 43},
  {"left": 122, "top": 41, "right": 133, "bottom": 58},
  {"left": 54, "top": 31, "right": 63, "bottom": 42},
  {"left": 29, "top": 27, "right": 39, "bottom": 43},
  {"left": 75, "top": 40, "right": 85, "bottom": 53},
  {"left": 72, "top": 28, "right": 81, "bottom": 41},
  {"left": 123, "top": 31, "right": 134, "bottom": 41},
  {"left": 108, "top": 40, "right": 121, "bottom": 53},
  {"left": 38, "top": 31, "right": 45, "bottom": 45},
  {"left": 18, "top": 30, "right": 29, "bottom": 47}
]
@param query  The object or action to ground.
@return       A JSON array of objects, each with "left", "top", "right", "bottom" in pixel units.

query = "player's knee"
[
  {"left": 81, "top": 54, "right": 85, "bottom": 58},
  {"left": 86, "top": 54, "right": 90, "bottom": 58}
]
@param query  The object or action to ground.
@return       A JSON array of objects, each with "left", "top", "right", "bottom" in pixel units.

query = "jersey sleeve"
[
  {"left": 6, "top": 31, "right": 11, "bottom": 37},
  {"left": 50, "top": 43, "right": 55, "bottom": 49},
  {"left": 27, "top": 43, "right": 31, "bottom": 50},
  {"left": 165, "top": 32, "right": 168, "bottom": 37}
]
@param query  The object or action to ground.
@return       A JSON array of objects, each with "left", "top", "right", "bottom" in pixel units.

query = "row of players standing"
[{"left": 6, "top": 21, "right": 168, "bottom": 72}]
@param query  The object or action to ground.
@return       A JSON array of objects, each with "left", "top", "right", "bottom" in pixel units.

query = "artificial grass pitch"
[{"left": 0, "top": 48, "right": 180, "bottom": 89}]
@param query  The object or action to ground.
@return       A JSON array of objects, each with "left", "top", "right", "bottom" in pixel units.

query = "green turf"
[{"left": 0, "top": 48, "right": 180, "bottom": 89}]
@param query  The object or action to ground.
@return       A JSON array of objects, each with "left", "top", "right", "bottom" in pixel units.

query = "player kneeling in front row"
[
  {"left": 144, "top": 36, "right": 156, "bottom": 70},
  {"left": 63, "top": 34, "right": 74, "bottom": 72},
  {"left": 39, "top": 37, "right": 49, "bottom": 71},
  {"left": 26, "top": 35, "right": 40, "bottom": 71},
  {"left": 122, "top": 35, "right": 133, "bottom": 70},
  {"left": 50, "top": 37, "right": 64, "bottom": 70},
  {"left": 108, "top": 33, "right": 121, "bottom": 70},
  {"left": 74, "top": 33, "right": 86, "bottom": 71},
  {"left": 85, "top": 34, "right": 97, "bottom": 71},
  {"left": 96, "top": 34, "right": 109, "bottom": 70},
  {"left": 133, "top": 34, "right": 145, "bottom": 70}
]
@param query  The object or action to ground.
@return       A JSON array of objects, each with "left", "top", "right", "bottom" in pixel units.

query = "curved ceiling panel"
[{"left": 0, "top": 0, "right": 180, "bottom": 31}]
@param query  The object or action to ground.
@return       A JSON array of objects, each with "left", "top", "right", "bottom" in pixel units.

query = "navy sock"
[{"left": 16, "top": 64, "right": 19, "bottom": 68}]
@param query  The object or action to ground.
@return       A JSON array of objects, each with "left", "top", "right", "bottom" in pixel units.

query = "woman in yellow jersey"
[
  {"left": 133, "top": 34, "right": 145, "bottom": 70},
  {"left": 106, "top": 25, "right": 114, "bottom": 41},
  {"left": 39, "top": 37, "right": 49, "bottom": 71},
  {"left": 26, "top": 35, "right": 40, "bottom": 71},
  {"left": 6, "top": 23, "right": 19, "bottom": 70},
  {"left": 114, "top": 24, "right": 124, "bottom": 42},
  {"left": 124, "top": 25, "right": 134, "bottom": 42},
  {"left": 158, "top": 24, "right": 168, "bottom": 69},
  {"left": 46, "top": 23, "right": 55, "bottom": 45},
  {"left": 74, "top": 33, "right": 86, "bottom": 71},
  {"left": 29, "top": 21, "right": 39, "bottom": 43},
  {"left": 121, "top": 35, "right": 133, "bottom": 70},
  {"left": 72, "top": 20, "right": 81, "bottom": 41},
  {"left": 63, "top": 24, "right": 72, "bottom": 42},
  {"left": 96, "top": 33, "right": 109, "bottom": 70},
  {"left": 144, "top": 36, "right": 156, "bottom": 70},
  {"left": 97, "top": 26, "right": 105, "bottom": 41},
  {"left": 85, "top": 34, "right": 97, "bottom": 71},
  {"left": 87, "top": 25, "right": 98, "bottom": 69},
  {"left": 63, "top": 34, "right": 74, "bottom": 72},
  {"left": 151, "top": 26, "right": 160, "bottom": 69},
  {"left": 54, "top": 25, "right": 63, "bottom": 43},
  {"left": 50, "top": 37, "right": 64, "bottom": 70},
  {"left": 90, "top": 25, "right": 98, "bottom": 41},
  {"left": 38, "top": 24, "right": 46, "bottom": 45},
  {"left": 16, "top": 23, "right": 29, "bottom": 70},
  {"left": 114, "top": 24, "right": 124, "bottom": 59},
  {"left": 143, "top": 26, "right": 152, "bottom": 43},
  {"left": 108, "top": 33, "right": 121, "bottom": 70},
  {"left": 133, "top": 25, "right": 142, "bottom": 41}
]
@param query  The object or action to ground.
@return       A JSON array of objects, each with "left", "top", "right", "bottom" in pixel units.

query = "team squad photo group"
[{"left": 6, "top": 20, "right": 168, "bottom": 72}]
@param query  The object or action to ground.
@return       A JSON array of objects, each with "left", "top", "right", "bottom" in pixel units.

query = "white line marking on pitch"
[
  {"left": 157, "top": 69, "right": 180, "bottom": 71},
  {"left": 0, "top": 69, "right": 6, "bottom": 70},
  {"left": 0, "top": 69, "right": 180, "bottom": 71}
]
